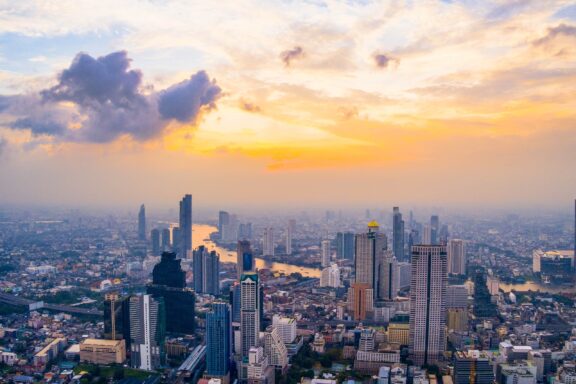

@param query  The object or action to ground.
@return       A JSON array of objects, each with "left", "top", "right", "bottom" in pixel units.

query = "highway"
[{"left": 0, "top": 292, "right": 103, "bottom": 317}]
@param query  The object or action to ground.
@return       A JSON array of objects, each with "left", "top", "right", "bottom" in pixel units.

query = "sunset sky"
[{"left": 0, "top": 1, "right": 575, "bottom": 210}]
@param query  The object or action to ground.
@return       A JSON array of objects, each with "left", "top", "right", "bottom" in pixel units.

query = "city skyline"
[{"left": 0, "top": 1, "right": 575, "bottom": 209}]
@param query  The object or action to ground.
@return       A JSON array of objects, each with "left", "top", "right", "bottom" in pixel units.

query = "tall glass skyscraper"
[
  {"left": 392, "top": 207, "right": 405, "bottom": 261},
  {"left": 336, "top": 232, "right": 355, "bottom": 260},
  {"left": 206, "top": 302, "right": 231, "bottom": 378},
  {"left": 193, "top": 246, "right": 220, "bottom": 295},
  {"left": 138, "top": 204, "right": 146, "bottom": 241},
  {"left": 179, "top": 194, "right": 192, "bottom": 258},
  {"left": 355, "top": 221, "right": 387, "bottom": 302}
]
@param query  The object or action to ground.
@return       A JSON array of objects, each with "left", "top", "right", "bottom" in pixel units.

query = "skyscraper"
[
  {"left": 347, "top": 283, "right": 373, "bottom": 321},
  {"left": 392, "top": 207, "right": 405, "bottom": 261},
  {"left": 129, "top": 294, "right": 166, "bottom": 371},
  {"left": 240, "top": 273, "right": 261, "bottom": 358},
  {"left": 206, "top": 302, "right": 231, "bottom": 379},
  {"left": 138, "top": 204, "right": 146, "bottom": 241},
  {"left": 146, "top": 252, "right": 195, "bottom": 334},
  {"left": 380, "top": 250, "right": 399, "bottom": 300},
  {"left": 285, "top": 220, "right": 295, "bottom": 255},
  {"left": 151, "top": 229, "right": 160, "bottom": 255},
  {"left": 320, "top": 263, "right": 341, "bottom": 288},
  {"left": 237, "top": 240, "right": 254, "bottom": 276},
  {"left": 447, "top": 239, "right": 466, "bottom": 275},
  {"left": 422, "top": 224, "right": 432, "bottom": 245},
  {"left": 104, "top": 293, "right": 131, "bottom": 351},
  {"left": 179, "top": 194, "right": 192, "bottom": 258},
  {"left": 321, "top": 239, "right": 331, "bottom": 267},
  {"left": 263, "top": 326, "right": 288, "bottom": 370},
  {"left": 263, "top": 227, "right": 274, "bottom": 257},
  {"left": 430, "top": 215, "right": 440, "bottom": 245},
  {"left": 219, "top": 211, "right": 230, "bottom": 236},
  {"left": 193, "top": 246, "right": 220, "bottom": 295},
  {"left": 355, "top": 221, "right": 387, "bottom": 301},
  {"left": 161, "top": 228, "right": 171, "bottom": 251},
  {"left": 409, "top": 245, "right": 447, "bottom": 366},
  {"left": 336, "top": 232, "right": 355, "bottom": 260}
]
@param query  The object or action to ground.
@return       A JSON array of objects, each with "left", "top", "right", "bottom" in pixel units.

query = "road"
[{"left": 0, "top": 292, "right": 103, "bottom": 317}]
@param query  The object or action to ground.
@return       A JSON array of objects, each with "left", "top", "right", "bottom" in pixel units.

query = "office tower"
[
  {"left": 422, "top": 224, "right": 432, "bottom": 245},
  {"left": 239, "top": 222, "right": 253, "bottom": 240},
  {"left": 336, "top": 232, "right": 355, "bottom": 260},
  {"left": 129, "top": 294, "right": 166, "bottom": 371},
  {"left": 380, "top": 250, "right": 399, "bottom": 300},
  {"left": 219, "top": 211, "right": 230, "bottom": 236},
  {"left": 151, "top": 229, "right": 160, "bottom": 255},
  {"left": 263, "top": 326, "right": 288, "bottom": 370},
  {"left": 453, "top": 351, "right": 494, "bottom": 384},
  {"left": 359, "top": 329, "right": 375, "bottom": 352},
  {"left": 179, "top": 194, "right": 193, "bottom": 258},
  {"left": 409, "top": 245, "right": 447, "bottom": 366},
  {"left": 240, "top": 273, "right": 261, "bottom": 358},
  {"left": 439, "top": 224, "right": 449, "bottom": 245},
  {"left": 206, "top": 302, "right": 231, "bottom": 379},
  {"left": 321, "top": 239, "right": 331, "bottom": 267},
  {"left": 392, "top": 207, "right": 405, "bottom": 261},
  {"left": 347, "top": 283, "right": 373, "bottom": 321},
  {"left": 271, "top": 315, "right": 296, "bottom": 344},
  {"left": 407, "top": 230, "right": 419, "bottom": 262},
  {"left": 446, "top": 285, "right": 468, "bottom": 309},
  {"left": 172, "top": 227, "right": 181, "bottom": 252},
  {"left": 161, "top": 228, "right": 171, "bottom": 250},
  {"left": 397, "top": 261, "right": 412, "bottom": 289},
  {"left": 138, "top": 204, "right": 146, "bottom": 241},
  {"left": 103, "top": 293, "right": 131, "bottom": 351},
  {"left": 193, "top": 246, "right": 220, "bottom": 295},
  {"left": 430, "top": 215, "right": 439, "bottom": 245},
  {"left": 230, "top": 282, "right": 241, "bottom": 323},
  {"left": 285, "top": 222, "right": 293, "bottom": 256},
  {"left": 147, "top": 251, "right": 195, "bottom": 334},
  {"left": 448, "top": 239, "right": 466, "bottom": 275},
  {"left": 263, "top": 227, "right": 274, "bottom": 257},
  {"left": 355, "top": 221, "right": 387, "bottom": 300},
  {"left": 320, "top": 263, "right": 341, "bottom": 288},
  {"left": 237, "top": 240, "right": 254, "bottom": 276}
]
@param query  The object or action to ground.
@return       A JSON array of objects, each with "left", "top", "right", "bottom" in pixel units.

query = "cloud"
[
  {"left": 0, "top": 51, "right": 222, "bottom": 143},
  {"left": 280, "top": 46, "right": 304, "bottom": 67},
  {"left": 158, "top": 71, "right": 221, "bottom": 122},
  {"left": 239, "top": 99, "right": 261, "bottom": 113},
  {"left": 533, "top": 23, "right": 576, "bottom": 46},
  {"left": 373, "top": 53, "right": 399, "bottom": 69}
]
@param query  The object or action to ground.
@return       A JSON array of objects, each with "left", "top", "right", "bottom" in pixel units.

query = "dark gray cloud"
[
  {"left": 280, "top": 46, "right": 304, "bottom": 67},
  {"left": 0, "top": 51, "right": 222, "bottom": 143},
  {"left": 533, "top": 23, "right": 576, "bottom": 46},
  {"left": 158, "top": 71, "right": 221, "bottom": 122},
  {"left": 373, "top": 53, "right": 399, "bottom": 68}
]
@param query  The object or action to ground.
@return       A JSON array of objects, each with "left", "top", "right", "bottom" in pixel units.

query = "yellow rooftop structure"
[{"left": 367, "top": 220, "right": 380, "bottom": 228}]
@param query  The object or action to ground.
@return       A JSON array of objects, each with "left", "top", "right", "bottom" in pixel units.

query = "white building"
[
  {"left": 320, "top": 264, "right": 341, "bottom": 288},
  {"left": 240, "top": 274, "right": 261, "bottom": 359},
  {"left": 272, "top": 315, "right": 296, "bottom": 344},
  {"left": 263, "top": 326, "right": 288, "bottom": 369},
  {"left": 321, "top": 240, "right": 331, "bottom": 267}
]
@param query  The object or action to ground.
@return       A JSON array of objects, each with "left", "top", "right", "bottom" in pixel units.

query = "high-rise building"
[
  {"left": 448, "top": 239, "right": 466, "bottom": 275},
  {"left": 161, "top": 228, "right": 171, "bottom": 251},
  {"left": 129, "top": 294, "right": 166, "bottom": 371},
  {"left": 446, "top": 285, "right": 468, "bottom": 309},
  {"left": 206, "top": 302, "right": 231, "bottom": 379},
  {"left": 263, "top": 227, "right": 274, "bottom": 257},
  {"left": 453, "top": 351, "right": 494, "bottom": 384},
  {"left": 409, "top": 245, "right": 447, "bottom": 366},
  {"left": 285, "top": 220, "right": 295, "bottom": 255},
  {"left": 336, "top": 232, "right": 355, "bottom": 260},
  {"left": 271, "top": 315, "right": 296, "bottom": 344},
  {"left": 422, "top": 224, "right": 432, "bottom": 245},
  {"left": 263, "top": 326, "right": 288, "bottom": 370},
  {"left": 240, "top": 273, "right": 261, "bottom": 359},
  {"left": 355, "top": 221, "right": 387, "bottom": 301},
  {"left": 320, "top": 263, "right": 341, "bottom": 288},
  {"left": 151, "top": 229, "right": 160, "bottom": 255},
  {"left": 179, "top": 194, "right": 193, "bottom": 258},
  {"left": 348, "top": 283, "right": 373, "bottom": 321},
  {"left": 138, "top": 204, "right": 146, "bottom": 241},
  {"left": 380, "top": 250, "right": 399, "bottom": 300},
  {"left": 104, "top": 293, "right": 131, "bottom": 351},
  {"left": 321, "top": 239, "right": 331, "bottom": 267},
  {"left": 193, "top": 246, "right": 220, "bottom": 295},
  {"left": 219, "top": 211, "right": 230, "bottom": 236},
  {"left": 430, "top": 215, "right": 439, "bottom": 245},
  {"left": 239, "top": 222, "right": 253, "bottom": 240},
  {"left": 230, "top": 282, "right": 241, "bottom": 323},
  {"left": 146, "top": 252, "right": 195, "bottom": 334},
  {"left": 392, "top": 207, "right": 405, "bottom": 261},
  {"left": 172, "top": 227, "right": 181, "bottom": 252},
  {"left": 237, "top": 240, "right": 254, "bottom": 276}
]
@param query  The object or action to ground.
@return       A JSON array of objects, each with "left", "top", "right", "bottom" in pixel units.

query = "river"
[
  {"left": 498, "top": 281, "right": 576, "bottom": 294},
  {"left": 192, "top": 224, "right": 321, "bottom": 278}
]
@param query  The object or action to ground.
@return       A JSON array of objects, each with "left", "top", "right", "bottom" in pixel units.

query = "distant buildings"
[
  {"left": 448, "top": 239, "right": 466, "bottom": 275},
  {"left": 430, "top": 215, "right": 440, "bottom": 245},
  {"left": 193, "top": 246, "right": 220, "bottom": 295},
  {"left": 320, "top": 263, "right": 341, "bottom": 288},
  {"left": 286, "top": 220, "right": 295, "bottom": 255},
  {"left": 263, "top": 227, "right": 274, "bottom": 257},
  {"left": 336, "top": 232, "right": 355, "bottom": 260},
  {"left": 206, "top": 302, "right": 231, "bottom": 379},
  {"left": 151, "top": 228, "right": 160, "bottom": 255},
  {"left": 179, "top": 194, "right": 193, "bottom": 258},
  {"left": 532, "top": 249, "right": 574, "bottom": 284},
  {"left": 161, "top": 228, "right": 171, "bottom": 250},
  {"left": 237, "top": 240, "right": 254, "bottom": 276},
  {"left": 321, "top": 239, "right": 331, "bottom": 267},
  {"left": 393, "top": 207, "right": 405, "bottom": 262},
  {"left": 409, "top": 245, "right": 447, "bottom": 366},
  {"left": 138, "top": 204, "right": 146, "bottom": 241},
  {"left": 129, "top": 294, "right": 165, "bottom": 371}
]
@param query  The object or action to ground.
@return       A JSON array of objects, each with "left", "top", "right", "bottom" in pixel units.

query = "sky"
[{"left": 0, "top": 0, "right": 575, "bottom": 211}]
